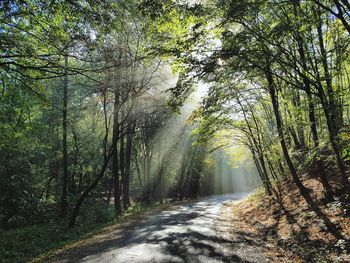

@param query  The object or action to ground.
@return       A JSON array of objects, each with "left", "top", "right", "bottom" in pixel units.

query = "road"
[{"left": 63, "top": 192, "right": 270, "bottom": 263}]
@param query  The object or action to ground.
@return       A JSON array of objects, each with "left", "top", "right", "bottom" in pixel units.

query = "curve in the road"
[{"left": 65, "top": 192, "right": 267, "bottom": 263}]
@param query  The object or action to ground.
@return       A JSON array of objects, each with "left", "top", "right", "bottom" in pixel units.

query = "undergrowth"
[{"left": 0, "top": 202, "right": 159, "bottom": 263}]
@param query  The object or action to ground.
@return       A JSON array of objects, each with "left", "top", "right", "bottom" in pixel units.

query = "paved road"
[{"left": 77, "top": 192, "right": 264, "bottom": 263}]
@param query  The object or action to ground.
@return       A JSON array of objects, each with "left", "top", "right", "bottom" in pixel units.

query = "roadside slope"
[{"left": 223, "top": 176, "right": 350, "bottom": 263}]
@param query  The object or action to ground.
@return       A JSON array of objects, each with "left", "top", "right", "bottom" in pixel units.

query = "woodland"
[{"left": 1, "top": 0, "right": 350, "bottom": 261}]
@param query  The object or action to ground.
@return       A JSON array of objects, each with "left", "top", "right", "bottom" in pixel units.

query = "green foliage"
[
  {"left": 1, "top": 0, "right": 350, "bottom": 259},
  {"left": 0, "top": 222, "right": 102, "bottom": 262},
  {"left": 0, "top": 202, "right": 151, "bottom": 263},
  {"left": 340, "top": 128, "right": 350, "bottom": 161}
]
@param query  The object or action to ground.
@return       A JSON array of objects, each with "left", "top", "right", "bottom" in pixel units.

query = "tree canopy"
[{"left": 1, "top": 0, "right": 350, "bottom": 261}]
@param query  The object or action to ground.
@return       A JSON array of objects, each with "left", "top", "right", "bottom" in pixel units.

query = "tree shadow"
[
  {"left": 52, "top": 194, "right": 265, "bottom": 263},
  {"left": 250, "top": 196, "right": 343, "bottom": 263}
]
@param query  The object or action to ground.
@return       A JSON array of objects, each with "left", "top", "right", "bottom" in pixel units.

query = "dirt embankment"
[{"left": 220, "top": 175, "right": 350, "bottom": 263}]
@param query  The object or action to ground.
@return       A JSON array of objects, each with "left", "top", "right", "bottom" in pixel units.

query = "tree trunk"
[
  {"left": 315, "top": 7, "right": 349, "bottom": 193},
  {"left": 292, "top": 0, "right": 335, "bottom": 200},
  {"left": 112, "top": 91, "right": 122, "bottom": 215},
  {"left": 61, "top": 54, "right": 69, "bottom": 217},
  {"left": 237, "top": 97, "right": 272, "bottom": 195},
  {"left": 123, "top": 122, "right": 134, "bottom": 208},
  {"left": 252, "top": 152, "right": 272, "bottom": 195},
  {"left": 120, "top": 124, "right": 125, "bottom": 198},
  {"left": 69, "top": 148, "right": 114, "bottom": 228},
  {"left": 159, "top": 164, "right": 164, "bottom": 204},
  {"left": 265, "top": 65, "right": 343, "bottom": 240},
  {"left": 306, "top": 91, "right": 334, "bottom": 201}
]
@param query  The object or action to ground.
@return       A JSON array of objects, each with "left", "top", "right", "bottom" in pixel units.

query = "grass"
[
  {"left": 0, "top": 220, "right": 107, "bottom": 263},
  {"left": 0, "top": 202, "right": 175, "bottom": 263}
]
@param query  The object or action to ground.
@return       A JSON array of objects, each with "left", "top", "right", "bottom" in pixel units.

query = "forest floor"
[{"left": 224, "top": 174, "right": 350, "bottom": 263}]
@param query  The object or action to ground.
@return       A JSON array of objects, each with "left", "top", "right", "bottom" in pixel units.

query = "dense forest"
[{"left": 1, "top": 0, "right": 350, "bottom": 262}]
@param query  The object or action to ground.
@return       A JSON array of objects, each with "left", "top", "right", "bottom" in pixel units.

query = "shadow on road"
[{"left": 54, "top": 193, "right": 265, "bottom": 263}]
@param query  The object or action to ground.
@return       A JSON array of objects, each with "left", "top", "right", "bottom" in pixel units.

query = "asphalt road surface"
[{"left": 77, "top": 192, "right": 267, "bottom": 263}]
